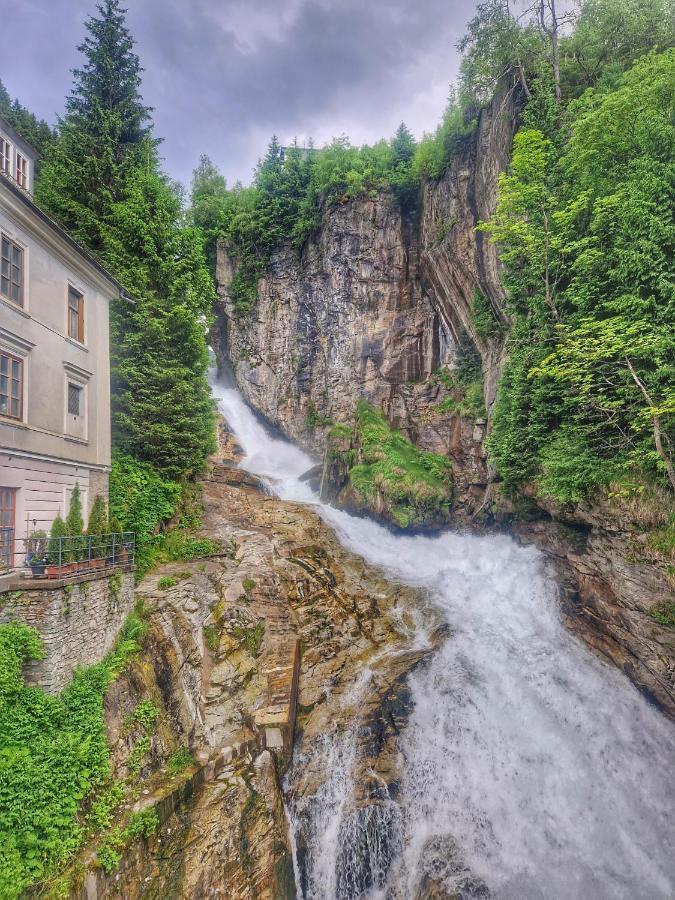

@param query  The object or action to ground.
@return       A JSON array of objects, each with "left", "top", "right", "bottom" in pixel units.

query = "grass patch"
[
  {"left": 648, "top": 601, "right": 675, "bottom": 629},
  {"left": 157, "top": 576, "right": 178, "bottom": 591},
  {"left": 242, "top": 578, "right": 256, "bottom": 592},
  {"left": 166, "top": 746, "right": 193, "bottom": 776},
  {"left": 348, "top": 400, "right": 453, "bottom": 528},
  {"left": 229, "top": 622, "right": 265, "bottom": 658}
]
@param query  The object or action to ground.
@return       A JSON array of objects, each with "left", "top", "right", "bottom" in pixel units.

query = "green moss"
[
  {"left": 347, "top": 401, "right": 453, "bottom": 527},
  {"left": 166, "top": 747, "right": 193, "bottom": 775},
  {"left": 242, "top": 578, "right": 256, "bottom": 592},
  {"left": 229, "top": 621, "right": 265, "bottom": 657},
  {"left": 157, "top": 575, "right": 178, "bottom": 591},
  {"left": 203, "top": 624, "right": 220, "bottom": 652},
  {"left": 328, "top": 423, "right": 353, "bottom": 440},
  {"left": 647, "top": 517, "right": 675, "bottom": 560},
  {"left": 648, "top": 601, "right": 675, "bottom": 628}
]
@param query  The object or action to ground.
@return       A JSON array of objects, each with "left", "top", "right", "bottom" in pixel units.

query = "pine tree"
[
  {"left": 0, "top": 79, "right": 54, "bottom": 155},
  {"left": 37, "top": 1, "right": 216, "bottom": 480},
  {"left": 36, "top": 0, "right": 155, "bottom": 251},
  {"left": 391, "top": 123, "right": 415, "bottom": 166}
]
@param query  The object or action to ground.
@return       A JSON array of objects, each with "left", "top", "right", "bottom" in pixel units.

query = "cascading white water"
[{"left": 210, "top": 375, "right": 675, "bottom": 900}]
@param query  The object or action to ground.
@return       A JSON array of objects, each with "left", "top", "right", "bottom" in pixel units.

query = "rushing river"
[{"left": 210, "top": 375, "right": 675, "bottom": 900}]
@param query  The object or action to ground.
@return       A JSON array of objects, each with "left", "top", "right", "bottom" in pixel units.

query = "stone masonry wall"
[{"left": 0, "top": 569, "right": 135, "bottom": 693}]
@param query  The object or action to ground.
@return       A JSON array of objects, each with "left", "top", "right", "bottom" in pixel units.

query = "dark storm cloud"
[{"left": 0, "top": 0, "right": 475, "bottom": 186}]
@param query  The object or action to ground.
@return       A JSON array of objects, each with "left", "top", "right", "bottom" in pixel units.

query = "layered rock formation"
[
  {"left": 209, "top": 79, "right": 675, "bottom": 722},
  {"left": 211, "top": 90, "right": 522, "bottom": 517},
  {"left": 56, "top": 428, "right": 441, "bottom": 898}
]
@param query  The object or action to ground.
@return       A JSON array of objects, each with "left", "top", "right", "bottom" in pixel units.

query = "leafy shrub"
[
  {"left": 0, "top": 611, "right": 147, "bottom": 896},
  {"left": 96, "top": 807, "right": 159, "bottom": 874},
  {"left": 157, "top": 576, "right": 178, "bottom": 591}
]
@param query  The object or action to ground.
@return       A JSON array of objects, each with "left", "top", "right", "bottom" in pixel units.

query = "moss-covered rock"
[{"left": 322, "top": 401, "right": 453, "bottom": 529}]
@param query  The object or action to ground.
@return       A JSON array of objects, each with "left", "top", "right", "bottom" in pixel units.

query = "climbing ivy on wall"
[{"left": 0, "top": 612, "right": 148, "bottom": 896}]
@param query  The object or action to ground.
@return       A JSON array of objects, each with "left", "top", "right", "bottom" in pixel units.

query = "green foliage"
[
  {"left": 190, "top": 128, "right": 422, "bottom": 312},
  {"left": 347, "top": 401, "right": 453, "bottom": 528},
  {"left": 483, "top": 50, "right": 675, "bottom": 502},
  {"left": 36, "top": 1, "right": 215, "bottom": 482},
  {"left": 411, "top": 91, "right": 477, "bottom": 180},
  {"left": 127, "top": 735, "right": 151, "bottom": 775},
  {"left": 128, "top": 699, "right": 159, "bottom": 733},
  {"left": 0, "top": 612, "right": 147, "bottom": 896},
  {"left": 648, "top": 601, "right": 675, "bottom": 628},
  {"left": 96, "top": 807, "right": 159, "bottom": 874},
  {"left": 0, "top": 78, "right": 55, "bottom": 157},
  {"left": 47, "top": 517, "right": 69, "bottom": 567},
  {"left": 203, "top": 625, "right": 220, "bottom": 653},
  {"left": 109, "top": 451, "right": 181, "bottom": 576},
  {"left": 86, "top": 496, "right": 108, "bottom": 538},
  {"left": 157, "top": 576, "right": 178, "bottom": 591},
  {"left": 471, "top": 291, "right": 503, "bottom": 340},
  {"left": 166, "top": 746, "right": 193, "bottom": 776},
  {"left": 229, "top": 622, "right": 265, "bottom": 658},
  {"left": 242, "top": 578, "right": 256, "bottom": 592},
  {"left": 305, "top": 403, "right": 332, "bottom": 429},
  {"left": 65, "top": 484, "right": 84, "bottom": 537}
]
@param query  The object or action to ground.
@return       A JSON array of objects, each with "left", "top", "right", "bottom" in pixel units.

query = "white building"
[{"left": 0, "top": 117, "right": 125, "bottom": 557}]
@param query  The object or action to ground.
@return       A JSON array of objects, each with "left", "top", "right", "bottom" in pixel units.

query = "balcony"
[{"left": 0, "top": 528, "right": 135, "bottom": 589}]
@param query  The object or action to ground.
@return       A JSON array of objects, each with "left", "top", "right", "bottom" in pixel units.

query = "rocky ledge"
[{"left": 55, "top": 428, "right": 442, "bottom": 898}]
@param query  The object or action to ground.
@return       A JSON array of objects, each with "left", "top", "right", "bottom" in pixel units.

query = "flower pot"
[
  {"left": 46, "top": 563, "right": 74, "bottom": 578},
  {"left": 30, "top": 562, "right": 46, "bottom": 577}
]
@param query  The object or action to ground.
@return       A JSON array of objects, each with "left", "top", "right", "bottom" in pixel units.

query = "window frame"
[
  {"left": 14, "top": 152, "right": 27, "bottom": 189},
  {"left": 0, "top": 139, "right": 10, "bottom": 176},
  {"left": 67, "top": 382, "right": 82, "bottom": 417},
  {"left": 67, "top": 284, "right": 85, "bottom": 344},
  {"left": 1, "top": 233, "right": 24, "bottom": 308},
  {"left": 0, "top": 350, "right": 23, "bottom": 421}
]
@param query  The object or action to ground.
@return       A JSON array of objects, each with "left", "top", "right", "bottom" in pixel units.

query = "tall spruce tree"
[
  {"left": 38, "top": 0, "right": 215, "bottom": 480},
  {"left": 37, "top": 0, "right": 154, "bottom": 251}
]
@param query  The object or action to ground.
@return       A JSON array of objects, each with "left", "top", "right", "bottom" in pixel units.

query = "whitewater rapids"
[{"left": 210, "top": 375, "right": 675, "bottom": 900}]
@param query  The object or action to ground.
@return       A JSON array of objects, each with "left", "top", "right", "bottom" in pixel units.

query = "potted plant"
[
  {"left": 86, "top": 495, "right": 108, "bottom": 570},
  {"left": 46, "top": 516, "right": 69, "bottom": 577},
  {"left": 26, "top": 530, "right": 48, "bottom": 576},
  {"left": 65, "top": 483, "right": 86, "bottom": 571}
]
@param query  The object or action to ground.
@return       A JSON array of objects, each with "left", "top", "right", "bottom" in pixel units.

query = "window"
[
  {"left": 1, "top": 235, "right": 23, "bottom": 306},
  {"left": 0, "top": 351, "right": 22, "bottom": 419},
  {"left": 67, "top": 382, "right": 82, "bottom": 416},
  {"left": 0, "top": 139, "right": 10, "bottom": 175},
  {"left": 67, "top": 286, "right": 84, "bottom": 342},
  {"left": 15, "top": 153, "right": 27, "bottom": 189},
  {"left": 0, "top": 487, "right": 16, "bottom": 566}
]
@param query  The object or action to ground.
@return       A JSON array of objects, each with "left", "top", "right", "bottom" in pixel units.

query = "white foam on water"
[{"left": 210, "top": 374, "right": 675, "bottom": 900}]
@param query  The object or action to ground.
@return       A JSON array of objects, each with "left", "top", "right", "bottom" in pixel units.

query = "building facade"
[{"left": 0, "top": 117, "right": 123, "bottom": 553}]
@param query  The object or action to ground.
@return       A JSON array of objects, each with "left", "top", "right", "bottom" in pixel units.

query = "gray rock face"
[{"left": 211, "top": 85, "right": 674, "bottom": 719}]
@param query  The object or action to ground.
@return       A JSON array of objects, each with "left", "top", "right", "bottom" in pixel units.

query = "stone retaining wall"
[{"left": 0, "top": 568, "right": 135, "bottom": 693}]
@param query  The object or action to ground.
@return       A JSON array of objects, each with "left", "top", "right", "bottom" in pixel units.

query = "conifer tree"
[
  {"left": 37, "top": 0, "right": 155, "bottom": 251},
  {"left": 38, "top": 0, "right": 215, "bottom": 480}
]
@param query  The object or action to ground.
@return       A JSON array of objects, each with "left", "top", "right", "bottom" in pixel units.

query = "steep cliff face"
[
  {"left": 52, "top": 428, "right": 441, "bottom": 898},
  {"left": 213, "top": 91, "right": 520, "bottom": 515},
  {"left": 211, "top": 86, "right": 674, "bottom": 720}
]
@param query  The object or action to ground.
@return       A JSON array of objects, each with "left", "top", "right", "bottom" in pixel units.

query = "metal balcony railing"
[{"left": 0, "top": 529, "right": 135, "bottom": 579}]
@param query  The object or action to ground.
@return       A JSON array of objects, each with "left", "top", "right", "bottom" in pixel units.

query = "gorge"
[{"left": 212, "top": 376, "right": 675, "bottom": 899}]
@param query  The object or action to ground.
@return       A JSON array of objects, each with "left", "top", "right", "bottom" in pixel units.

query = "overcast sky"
[{"left": 0, "top": 0, "right": 475, "bottom": 188}]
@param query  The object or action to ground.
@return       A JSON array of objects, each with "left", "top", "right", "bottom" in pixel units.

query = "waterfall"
[{"left": 210, "top": 375, "right": 675, "bottom": 900}]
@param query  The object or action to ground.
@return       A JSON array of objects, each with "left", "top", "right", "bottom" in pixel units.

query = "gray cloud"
[{"left": 0, "top": 0, "right": 473, "bottom": 186}]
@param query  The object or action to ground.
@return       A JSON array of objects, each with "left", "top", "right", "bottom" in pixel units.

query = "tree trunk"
[{"left": 625, "top": 356, "right": 675, "bottom": 492}]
